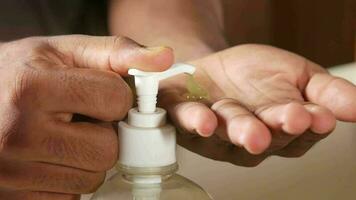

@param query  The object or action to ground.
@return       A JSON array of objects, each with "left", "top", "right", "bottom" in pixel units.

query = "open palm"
[{"left": 159, "top": 44, "right": 356, "bottom": 166}]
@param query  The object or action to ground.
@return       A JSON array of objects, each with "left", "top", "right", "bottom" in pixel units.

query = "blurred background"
[
  {"left": 180, "top": 1, "right": 356, "bottom": 198},
  {"left": 1, "top": 0, "right": 355, "bottom": 66},
  {"left": 223, "top": 0, "right": 356, "bottom": 67}
]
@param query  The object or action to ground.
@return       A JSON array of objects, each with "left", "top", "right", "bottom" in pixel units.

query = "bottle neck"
[
  {"left": 115, "top": 163, "right": 178, "bottom": 199},
  {"left": 116, "top": 163, "right": 178, "bottom": 183}
]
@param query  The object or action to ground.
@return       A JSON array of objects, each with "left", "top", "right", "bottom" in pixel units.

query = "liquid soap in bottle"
[{"left": 91, "top": 63, "right": 213, "bottom": 200}]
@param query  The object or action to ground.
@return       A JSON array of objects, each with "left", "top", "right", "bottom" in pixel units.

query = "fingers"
[
  {"left": 273, "top": 104, "right": 335, "bottom": 158},
  {"left": 177, "top": 132, "right": 269, "bottom": 167},
  {"left": 254, "top": 101, "right": 334, "bottom": 153},
  {"left": 159, "top": 90, "right": 217, "bottom": 137},
  {"left": 47, "top": 35, "right": 174, "bottom": 75},
  {"left": 305, "top": 73, "right": 356, "bottom": 122},
  {"left": 172, "top": 102, "right": 217, "bottom": 137},
  {"left": 0, "top": 189, "right": 80, "bottom": 200},
  {"left": 304, "top": 103, "right": 336, "bottom": 134},
  {"left": 256, "top": 102, "right": 312, "bottom": 135},
  {"left": 38, "top": 68, "right": 132, "bottom": 121},
  {"left": 2, "top": 121, "right": 118, "bottom": 172},
  {"left": 0, "top": 158, "right": 105, "bottom": 194},
  {"left": 212, "top": 99, "right": 271, "bottom": 154}
]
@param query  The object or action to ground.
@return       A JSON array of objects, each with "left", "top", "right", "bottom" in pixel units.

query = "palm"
[
  {"left": 198, "top": 45, "right": 310, "bottom": 109},
  {"left": 159, "top": 44, "right": 356, "bottom": 166}
]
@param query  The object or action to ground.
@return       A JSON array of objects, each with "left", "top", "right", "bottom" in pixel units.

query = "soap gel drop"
[{"left": 91, "top": 63, "right": 213, "bottom": 200}]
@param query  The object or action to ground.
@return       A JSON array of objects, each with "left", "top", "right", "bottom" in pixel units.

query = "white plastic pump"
[
  {"left": 118, "top": 63, "right": 196, "bottom": 168},
  {"left": 128, "top": 63, "right": 195, "bottom": 113},
  {"left": 90, "top": 63, "right": 214, "bottom": 200}
]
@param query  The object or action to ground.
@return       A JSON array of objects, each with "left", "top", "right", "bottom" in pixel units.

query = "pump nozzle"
[{"left": 128, "top": 63, "right": 196, "bottom": 113}]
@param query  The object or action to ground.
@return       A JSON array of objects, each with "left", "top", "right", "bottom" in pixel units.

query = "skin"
[
  {"left": 159, "top": 44, "right": 356, "bottom": 166},
  {"left": 0, "top": 1, "right": 354, "bottom": 199},
  {"left": 110, "top": 0, "right": 356, "bottom": 166},
  {"left": 0, "top": 35, "right": 173, "bottom": 199}
]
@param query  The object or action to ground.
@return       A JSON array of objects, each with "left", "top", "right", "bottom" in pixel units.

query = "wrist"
[
  {"left": 109, "top": 0, "right": 228, "bottom": 62},
  {"left": 172, "top": 40, "right": 216, "bottom": 62}
]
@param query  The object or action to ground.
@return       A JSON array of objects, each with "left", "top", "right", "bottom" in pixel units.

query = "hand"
[
  {"left": 159, "top": 44, "right": 356, "bottom": 166},
  {"left": 0, "top": 35, "right": 173, "bottom": 199}
]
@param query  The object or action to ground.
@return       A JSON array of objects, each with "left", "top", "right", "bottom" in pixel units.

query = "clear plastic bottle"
[
  {"left": 91, "top": 64, "right": 213, "bottom": 200},
  {"left": 91, "top": 163, "right": 213, "bottom": 200}
]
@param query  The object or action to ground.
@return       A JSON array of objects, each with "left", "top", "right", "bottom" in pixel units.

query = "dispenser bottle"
[{"left": 91, "top": 63, "right": 213, "bottom": 200}]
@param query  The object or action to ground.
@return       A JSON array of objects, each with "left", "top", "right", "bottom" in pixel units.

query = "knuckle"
[
  {"left": 41, "top": 135, "right": 69, "bottom": 162},
  {"left": 113, "top": 79, "right": 133, "bottom": 120},
  {"left": 1, "top": 118, "right": 45, "bottom": 158},
  {"left": 63, "top": 73, "right": 91, "bottom": 108},
  {"left": 41, "top": 127, "right": 118, "bottom": 171},
  {"left": 42, "top": 135, "right": 98, "bottom": 167},
  {"left": 67, "top": 173, "right": 90, "bottom": 193},
  {"left": 65, "top": 71, "right": 132, "bottom": 122},
  {"left": 81, "top": 141, "right": 117, "bottom": 172},
  {"left": 0, "top": 111, "right": 23, "bottom": 155},
  {"left": 92, "top": 128, "right": 118, "bottom": 171},
  {"left": 108, "top": 36, "right": 142, "bottom": 74},
  {"left": 0, "top": 37, "right": 42, "bottom": 61},
  {"left": 85, "top": 172, "right": 106, "bottom": 193},
  {"left": 102, "top": 74, "right": 133, "bottom": 121},
  {"left": 111, "top": 35, "right": 139, "bottom": 49},
  {"left": 0, "top": 129, "right": 12, "bottom": 154},
  {"left": 0, "top": 190, "right": 26, "bottom": 200},
  {"left": 10, "top": 68, "right": 41, "bottom": 108},
  {"left": 102, "top": 142, "right": 119, "bottom": 170},
  {"left": 30, "top": 171, "right": 52, "bottom": 190},
  {"left": 30, "top": 167, "right": 105, "bottom": 195},
  {"left": 70, "top": 172, "right": 105, "bottom": 194}
]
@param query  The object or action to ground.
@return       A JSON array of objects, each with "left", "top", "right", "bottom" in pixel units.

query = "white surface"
[
  {"left": 177, "top": 121, "right": 356, "bottom": 200},
  {"left": 82, "top": 63, "right": 356, "bottom": 200},
  {"left": 328, "top": 62, "right": 356, "bottom": 84}
]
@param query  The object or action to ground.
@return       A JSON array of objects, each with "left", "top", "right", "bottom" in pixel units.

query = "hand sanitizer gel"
[{"left": 91, "top": 63, "right": 213, "bottom": 200}]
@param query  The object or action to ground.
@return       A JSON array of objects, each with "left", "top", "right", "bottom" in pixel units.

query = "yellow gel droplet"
[{"left": 185, "top": 75, "right": 209, "bottom": 101}]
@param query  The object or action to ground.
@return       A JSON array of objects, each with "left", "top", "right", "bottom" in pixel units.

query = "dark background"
[
  {"left": 224, "top": 0, "right": 356, "bottom": 67},
  {"left": 1, "top": 0, "right": 355, "bottom": 67}
]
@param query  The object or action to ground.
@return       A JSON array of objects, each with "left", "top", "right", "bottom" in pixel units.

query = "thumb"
[
  {"left": 305, "top": 72, "right": 356, "bottom": 122},
  {"left": 304, "top": 60, "right": 356, "bottom": 122},
  {"left": 47, "top": 35, "right": 174, "bottom": 75}
]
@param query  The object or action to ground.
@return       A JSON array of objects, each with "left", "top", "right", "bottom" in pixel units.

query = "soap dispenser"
[{"left": 90, "top": 63, "right": 213, "bottom": 200}]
